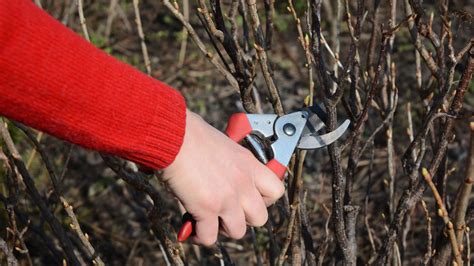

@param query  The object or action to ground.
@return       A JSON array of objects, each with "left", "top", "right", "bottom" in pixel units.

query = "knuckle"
[
  {"left": 229, "top": 163, "right": 247, "bottom": 180},
  {"left": 200, "top": 193, "right": 222, "bottom": 213},
  {"left": 221, "top": 188, "right": 238, "bottom": 204}
]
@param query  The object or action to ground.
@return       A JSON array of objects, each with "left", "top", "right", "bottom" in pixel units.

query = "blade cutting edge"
[{"left": 297, "top": 119, "right": 350, "bottom": 149}]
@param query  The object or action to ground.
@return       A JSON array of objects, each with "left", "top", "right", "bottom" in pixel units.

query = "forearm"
[{"left": 0, "top": 0, "right": 186, "bottom": 169}]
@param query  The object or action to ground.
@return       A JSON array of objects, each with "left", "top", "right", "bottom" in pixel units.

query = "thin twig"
[
  {"left": 62, "top": 198, "right": 104, "bottom": 266},
  {"left": 287, "top": 0, "right": 314, "bottom": 101},
  {"left": 406, "top": 103, "right": 417, "bottom": 160},
  {"left": 0, "top": 120, "right": 81, "bottom": 266},
  {"left": 34, "top": 0, "right": 42, "bottom": 8},
  {"left": 330, "top": 0, "right": 341, "bottom": 93},
  {"left": 133, "top": 0, "right": 152, "bottom": 75},
  {"left": 453, "top": 122, "right": 474, "bottom": 245},
  {"left": 12, "top": 122, "right": 104, "bottom": 265},
  {"left": 25, "top": 132, "right": 42, "bottom": 170},
  {"left": 245, "top": 0, "right": 284, "bottom": 115},
  {"left": 277, "top": 204, "right": 298, "bottom": 266},
  {"left": 300, "top": 190, "right": 316, "bottom": 265},
  {"left": 386, "top": 0, "right": 398, "bottom": 225},
  {"left": 466, "top": 229, "right": 471, "bottom": 265},
  {"left": 422, "top": 168, "right": 462, "bottom": 265},
  {"left": 249, "top": 227, "right": 262, "bottom": 266},
  {"left": 364, "top": 142, "right": 376, "bottom": 256},
  {"left": 359, "top": 88, "right": 398, "bottom": 156},
  {"left": 163, "top": 0, "right": 240, "bottom": 92},
  {"left": 376, "top": 38, "right": 474, "bottom": 266},
  {"left": 403, "top": 0, "right": 439, "bottom": 78},
  {"left": 178, "top": 0, "right": 189, "bottom": 67},
  {"left": 102, "top": 156, "right": 184, "bottom": 265},
  {"left": 197, "top": 0, "right": 224, "bottom": 42},
  {"left": 0, "top": 237, "right": 19, "bottom": 266},
  {"left": 420, "top": 200, "right": 432, "bottom": 265},
  {"left": 77, "top": 0, "right": 90, "bottom": 41},
  {"left": 105, "top": 0, "right": 119, "bottom": 42}
]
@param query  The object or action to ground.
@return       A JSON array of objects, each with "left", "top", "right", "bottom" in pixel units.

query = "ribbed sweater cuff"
[{"left": 130, "top": 87, "right": 187, "bottom": 169}]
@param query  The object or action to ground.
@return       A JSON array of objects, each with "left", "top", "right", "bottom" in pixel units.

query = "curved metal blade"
[
  {"left": 297, "top": 119, "right": 350, "bottom": 149},
  {"left": 307, "top": 104, "right": 328, "bottom": 124},
  {"left": 301, "top": 104, "right": 327, "bottom": 136}
]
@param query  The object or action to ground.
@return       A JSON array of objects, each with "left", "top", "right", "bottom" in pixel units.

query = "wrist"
[{"left": 162, "top": 109, "right": 195, "bottom": 180}]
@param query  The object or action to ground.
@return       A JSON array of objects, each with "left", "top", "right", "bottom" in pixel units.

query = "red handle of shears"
[
  {"left": 177, "top": 113, "right": 287, "bottom": 242},
  {"left": 226, "top": 113, "right": 287, "bottom": 180}
]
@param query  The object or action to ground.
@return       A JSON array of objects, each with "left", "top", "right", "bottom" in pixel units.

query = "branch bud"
[
  {"left": 304, "top": 34, "right": 310, "bottom": 47},
  {"left": 447, "top": 221, "right": 454, "bottom": 229},
  {"left": 437, "top": 208, "right": 444, "bottom": 217},
  {"left": 422, "top": 168, "right": 431, "bottom": 181}
]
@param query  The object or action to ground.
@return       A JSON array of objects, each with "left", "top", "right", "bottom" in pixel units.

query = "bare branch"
[
  {"left": 77, "top": 0, "right": 90, "bottom": 42},
  {"left": 163, "top": 0, "right": 240, "bottom": 93},
  {"left": 0, "top": 120, "right": 81, "bottom": 266},
  {"left": 0, "top": 237, "right": 19, "bottom": 266},
  {"left": 133, "top": 0, "right": 152, "bottom": 75},
  {"left": 245, "top": 0, "right": 284, "bottom": 115}
]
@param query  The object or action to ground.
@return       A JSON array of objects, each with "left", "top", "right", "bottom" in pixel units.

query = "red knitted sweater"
[{"left": 0, "top": 0, "right": 186, "bottom": 169}]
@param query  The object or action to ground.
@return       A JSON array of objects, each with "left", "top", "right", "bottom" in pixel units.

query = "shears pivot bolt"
[{"left": 283, "top": 123, "right": 296, "bottom": 136}]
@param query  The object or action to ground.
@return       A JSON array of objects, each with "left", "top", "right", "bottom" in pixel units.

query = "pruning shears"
[{"left": 177, "top": 104, "right": 350, "bottom": 242}]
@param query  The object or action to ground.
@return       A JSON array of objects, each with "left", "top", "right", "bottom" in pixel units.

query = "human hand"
[{"left": 162, "top": 110, "right": 285, "bottom": 246}]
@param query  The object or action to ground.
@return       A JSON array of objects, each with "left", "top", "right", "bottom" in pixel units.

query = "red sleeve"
[{"left": 0, "top": 0, "right": 186, "bottom": 169}]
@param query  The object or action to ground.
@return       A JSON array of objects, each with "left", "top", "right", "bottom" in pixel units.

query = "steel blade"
[
  {"left": 301, "top": 104, "right": 328, "bottom": 136},
  {"left": 297, "top": 119, "right": 350, "bottom": 149},
  {"left": 307, "top": 104, "right": 328, "bottom": 124}
]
